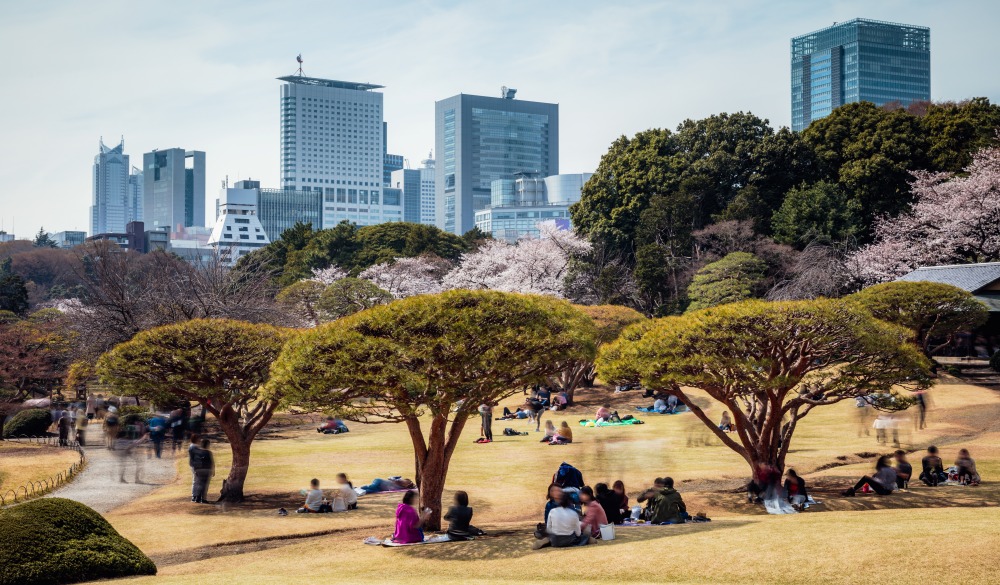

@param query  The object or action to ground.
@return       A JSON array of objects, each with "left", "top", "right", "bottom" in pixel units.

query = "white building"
[
  {"left": 278, "top": 74, "right": 402, "bottom": 228},
  {"left": 475, "top": 172, "right": 592, "bottom": 242},
  {"left": 419, "top": 156, "right": 436, "bottom": 225},
  {"left": 91, "top": 138, "right": 142, "bottom": 235},
  {"left": 208, "top": 187, "right": 270, "bottom": 266},
  {"left": 389, "top": 155, "right": 437, "bottom": 226}
]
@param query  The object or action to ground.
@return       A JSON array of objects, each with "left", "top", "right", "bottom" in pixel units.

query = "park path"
[{"left": 48, "top": 440, "right": 180, "bottom": 513}]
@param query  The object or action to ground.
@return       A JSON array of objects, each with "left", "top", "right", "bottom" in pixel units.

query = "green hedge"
[
  {"left": 0, "top": 498, "right": 156, "bottom": 585},
  {"left": 2, "top": 409, "right": 52, "bottom": 438}
]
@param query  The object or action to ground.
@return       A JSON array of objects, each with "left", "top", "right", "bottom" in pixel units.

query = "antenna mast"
[{"left": 295, "top": 54, "right": 304, "bottom": 76}]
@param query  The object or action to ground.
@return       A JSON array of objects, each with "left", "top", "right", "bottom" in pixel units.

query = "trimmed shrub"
[
  {"left": 991, "top": 351, "right": 1000, "bottom": 373},
  {"left": 2, "top": 408, "right": 52, "bottom": 438},
  {"left": 118, "top": 405, "right": 151, "bottom": 427},
  {"left": 0, "top": 498, "right": 156, "bottom": 585}
]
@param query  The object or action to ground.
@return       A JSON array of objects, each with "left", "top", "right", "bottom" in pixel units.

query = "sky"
[{"left": 0, "top": 0, "right": 998, "bottom": 236}]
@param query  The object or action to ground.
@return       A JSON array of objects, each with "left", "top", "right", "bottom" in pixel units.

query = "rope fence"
[{"left": 0, "top": 436, "right": 86, "bottom": 507}]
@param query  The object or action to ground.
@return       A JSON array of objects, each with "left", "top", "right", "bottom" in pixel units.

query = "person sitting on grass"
[
  {"left": 550, "top": 421, "right": 573, "bottom": 445},
  {"left": 638, "top": 478, "right": 666, "bottom": 520},
  {"left": 357, "top": 476, "right": 416, "bottom": 495},
  {"left": 392, "top": 490, "right": 429, "bottom": 544},
  {"left": 297, "top": 478, "right": 332, "bottom": 513},
  {"left": 649, "top": 477, "right": 687, "bottom": 524},
  {"left": 317, "top": 417, "right": 349, "bottom": 434},
  {"left": 894, "top": 450, "right": 912, "bottom": 489},
  {"left": 842, "top": 455, "right": 897, "bottom": 497},
  {"left": 718, "top": 411, "right": 733, "bottom": 432},
  {"left": 540, "top": 420, "right": 557, "bottom": 442},
  {"left": 444, "top": 490, "right": 483, "bottom": 541},
  {"left": 500, "top": 406, "right": 530, "bottom": 420},
  {"left": 784, "top": 469, "right": 808, "bottom": 508},
  {"left": 919, "top": 446, "right": 947, "bottom": 486},
  {"left": 595, "top": 483, "right": 622, "bottom": 524},
  {"left": 579, "top": 486, "right": 608, "bottom": 538},
  {"left": 534, "top": 492, "right": 591, "bottom": 549},
  {"left": 334, "top": 473, "right": 358, "bottom": 511},
  {"left": 955, "top": 449, "right": 981, "bottom": 485},
  {"left": 596, "top": 405, "right": 612, "bottom": 422}
]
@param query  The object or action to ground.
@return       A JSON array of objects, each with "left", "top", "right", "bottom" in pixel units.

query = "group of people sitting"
[
  {"left": 391, "top": 490, "right": 486, "bottom": 544},
  {"left": 316, "top": 417, "right": 349, "bottom": 435},
  {"left": 636, "top": 393, "right": 681, "bottom": 415},
  {"left": 540, "top": 420, "right": 574, "bottom": 444},
  {"left": 842, "top": 446, "right": 981, "bottom": 497},
  {"left": 294, "top": 474, "right": 358, "bottom": 513}
]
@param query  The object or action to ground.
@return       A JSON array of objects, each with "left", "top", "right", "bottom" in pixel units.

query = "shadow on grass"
[{"left": 394, "top": 519, "right": 752, "bottom": 561}]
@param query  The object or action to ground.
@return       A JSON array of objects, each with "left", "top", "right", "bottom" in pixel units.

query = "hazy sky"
[{"left": 1, "top": 0, "right": 997, "bottom": 236}]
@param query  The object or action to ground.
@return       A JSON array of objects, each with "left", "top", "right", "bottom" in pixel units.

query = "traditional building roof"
[{"left": 897, "top": 263, "right": 1000, "bottom": 292}]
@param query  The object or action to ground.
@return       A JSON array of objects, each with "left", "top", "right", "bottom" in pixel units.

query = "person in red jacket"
[{"left": 579, "top": 486, "right": 608, "bottom": 538}]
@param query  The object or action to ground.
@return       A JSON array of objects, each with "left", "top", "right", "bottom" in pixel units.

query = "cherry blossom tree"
[
  {"left": 359, "top": 256, "right": 449, "bottom": 298},
  {"left": 442, "top": 221, "right": 591, "bottom": 298},
  {"left": 852, "top": 145, "right": 1000, "bottom": 285},
  {"left": 310, "top": 266, "right": 348, "bottom": 285}
]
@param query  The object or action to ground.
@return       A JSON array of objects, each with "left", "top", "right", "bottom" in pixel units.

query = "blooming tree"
[
  {"left": 359, "top": 256, "right": 448, "bottom": 298},
  {"left": 852, "top": 145, "right": 1000, "bottom": 284},
  {"left": 310, "top": 266, "right": 348, "bottom": 285},
  {"left": 443, "top": 221, "right": 591, "bottom": 298}
]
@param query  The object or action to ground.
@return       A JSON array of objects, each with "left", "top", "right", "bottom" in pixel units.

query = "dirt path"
[{"left": 48, "top": 439, "right": 179, "bottom": 513}]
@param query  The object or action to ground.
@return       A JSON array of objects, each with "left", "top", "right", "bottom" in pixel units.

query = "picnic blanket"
[
  {"left": 635, "top": 405, "right": 688, "bottom": 414},
  {"left": 364, "top": 535, "right": 457, "bottom": 547},
  {"left": 579, "top": 418, "right": 644, "bottom": 427}
]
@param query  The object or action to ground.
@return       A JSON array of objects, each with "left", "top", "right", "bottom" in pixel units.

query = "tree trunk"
[
  {"left": 418, "top": 447, "right": 448, "bottom": 531},
  {"left": 218, "top": 436, "right": 251, "bottom": 502},
  {"left": 405, "top": 412, "right": 467, "bottom": 532}
]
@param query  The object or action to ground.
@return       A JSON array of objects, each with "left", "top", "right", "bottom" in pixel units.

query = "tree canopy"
[
  {"left": 96, "top": 319, "right": 290, "bottom": 501},
  {"left": 685, "top": 252, "right": 768, "bottom": 311},
  {"left": 597, "top": 299, "right": 930, "bottom": 475},
  {"left": 269, "top": 290, "right": 597, "bottom": 529},
  {"left": 849, "top": 281, "right": 989, "bottom": 356}
]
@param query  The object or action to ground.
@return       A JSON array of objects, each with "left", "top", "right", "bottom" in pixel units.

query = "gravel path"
[{"left": 48, "top": 439, "right": 180, "bottom": 513}]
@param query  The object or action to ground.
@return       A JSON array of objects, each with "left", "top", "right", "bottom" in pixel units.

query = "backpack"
[
  {"left": 192, "top": 448, "right": 213, "bottom": 470},
  {"left": 105, "top": 415, "right": 119, "bottom": 426},
  {"left": 554, "top": 462, "right": 584, "bottom": 489}
]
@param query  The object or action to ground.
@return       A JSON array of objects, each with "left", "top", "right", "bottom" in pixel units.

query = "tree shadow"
[{"left": 394, "top": 519, "right": 752, "bottom": 561}]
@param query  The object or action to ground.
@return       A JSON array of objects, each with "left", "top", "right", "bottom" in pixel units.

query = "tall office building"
[
  {"left": 127, "top": 166, "right": 143, "bottom": 226},
  {"left": 791, "top": 18, "right": 930, "bottom": 131},
  {"left": 391, "top": 168, "right": 422, "bottom": 224},
  {"left": 142, "top": 148, "right": 206, "bottom": 231},
  {"left": 278, "top": 74, "right": 401, "bottom": 227},
  {"left": 91, "top": 138, "right": 143, "bottom": 235},
  {"left": 418, "top": 156, "right": 436, "bottom": 225},
  {"left": 435, "top": 88, "right": 558, "bottom": 234}
]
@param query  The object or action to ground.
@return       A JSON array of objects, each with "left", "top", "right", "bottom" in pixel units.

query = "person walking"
[
  {"left": 148, "top": 414, "right": 167, "bottom": 459},
  {"left": 190, "top": 438, "right": 215, "bottom": 503},
  {"left": 477, "top": 402, "right": 493, "bottom": 443},
  {"left": 57, "top": 414, "right": 71, "bottom": 447}
]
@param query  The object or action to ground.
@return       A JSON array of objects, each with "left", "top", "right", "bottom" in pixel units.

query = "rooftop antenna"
[{"left": 295, "top": 54, "right": 304, "bottom": 76}]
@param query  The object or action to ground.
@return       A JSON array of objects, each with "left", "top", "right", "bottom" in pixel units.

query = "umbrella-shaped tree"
[
  {"left": 96, "top": 319, "right": 289, "bottom": 502},
  {"left": 597, "top": 299, "right": 930, "bottom": 476},
  {"left": 269, "top": 290, "right": 597, "bottom": 530}
]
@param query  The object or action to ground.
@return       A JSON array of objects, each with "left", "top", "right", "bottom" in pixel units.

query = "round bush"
[
  {"left": 0, "top": 498, "right": 156, "bottom": 585},
  {"left": 2, "top": 408, "right": 52, "bottom": 438}
]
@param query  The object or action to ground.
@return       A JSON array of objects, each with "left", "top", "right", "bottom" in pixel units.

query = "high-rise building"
[
  {"left": 475, "top": 172, "right": 591, "bottom": 242},
  {"left": 142, "top": 148, "right": 206, "bottom": 231},
  {"left": 208, "top": 186, "right": 271, "bottom": 266},
  {"left": 390, "top": 168, "right": 422, "bottom": 224},
  {"left": 435, "top": 89, "right": 559, "bottom": 234},
  {"left": 791, "top": 18, "right": 930, "bottom": 131},
  {"left": 419, "top": 156, "right": 436, "bottom": 226},
  {"left": 127, "top": 166, "right": 143, "bottom": 226},
  {"left": 91, "top": 138, "right": 143, "bottom": 236},
  {"left": 278, "top": 75, "right": 402, "bottom": 228}
]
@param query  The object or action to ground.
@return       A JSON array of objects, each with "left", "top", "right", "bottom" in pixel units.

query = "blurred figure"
[
  {"left": 919, "top": 446, "right": 947, "bottom": 486},
  {"left": 954, "top": 448, "right": 981, "bottom": 486},
  {"left": 169, "top": 408, "right": 187, "bottom": 453},
  {"left": 842, "top": 455, "right": 897, "bottom": 497},
  {"left": 104, "top": 406, "right": 120, "bottom": 449},
  {"left": 913, "top": 390, "right": 928, "bottom": 430},
  {"left": 784, "top": 469, "right": 808, "bottom": 508},
  {"left": 85, "top": 393, "right": 97, "bottom": 421},
  {"left": 148, "top": 413, "right": 167, "bottom": 459},
  {"left": 190, "top": 438, "right": 215, "bottom": 503},
  {"left": 893, "top": 450, "right": 912, "bottom": 489},
  {"left": 57, "top": 413, "right": 71, "bottom": 447},
  {"left": 115, "top": 435, "right": 147, "bottom": 483},
  {"left": 855, "top": 397, "right": 872, "bottom": 438},
  {"left": 718, "top": 411, "right": 733, "bottom": 432},
  {"left": 887, "top": 413, "right": 901, "bottom": 448},
  {"left": 873, "top": 413, "right": 888, "bottom": 444},
  {"left": 74, "top": 409, "right": 88, "bottom": 447}
]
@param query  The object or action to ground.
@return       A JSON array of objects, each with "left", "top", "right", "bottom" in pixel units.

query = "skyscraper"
[
  {"left": 791, "top": 18, "right": 930, "bottom": 131},
  {"left": 91, "top": 138, "right": 142, "bottom": 236},
  {"left": 418, "top": 156, "right": 436, "bottom": 226},
  {"left": 278, "top": 74, "right": 401, "bottom": 227},
  {"left": 142, "top": 148, "right": 206, "bottom": 231},
  {"left": 435, "top": 89, "right": 558, "bottom": 234}
]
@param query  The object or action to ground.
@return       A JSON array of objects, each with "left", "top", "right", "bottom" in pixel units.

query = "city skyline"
[{"left": 1, "top": 0, "right": 998, "bottom": 236}]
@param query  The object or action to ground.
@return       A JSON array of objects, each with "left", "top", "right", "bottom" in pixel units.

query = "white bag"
[{"left": 599, "top": 523, "right": 616, "bottom": 540}]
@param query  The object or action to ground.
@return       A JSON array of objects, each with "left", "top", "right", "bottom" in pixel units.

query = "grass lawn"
[
  {"left": 0, "top": 441, "right": 80, "bottom": 496},
  {"left": 105, "top": 380, "right": 1000, "bottom": 584}
]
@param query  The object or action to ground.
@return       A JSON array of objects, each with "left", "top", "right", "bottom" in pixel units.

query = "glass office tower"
[
  {"left": 434, "top": 91, "right": 558, "bottom": 234},
  {"left": 791, "top": 19, "right": 930, "bottom": 131}
]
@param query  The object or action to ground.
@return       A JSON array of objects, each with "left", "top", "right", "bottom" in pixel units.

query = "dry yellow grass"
[
  {"left": 0, "top": 441, "right": 80, "bottom": 495},
  {"left": 103, "top": 382, "right": 1000, "bottom": 584}
]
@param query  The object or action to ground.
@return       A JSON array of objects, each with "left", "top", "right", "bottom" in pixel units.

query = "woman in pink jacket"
[
  {"left": 392, "top": 490, "right": 428, "bottom": 544},
  {"left": 579, "top": 486, "right": 608, "bottom": 538}
]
